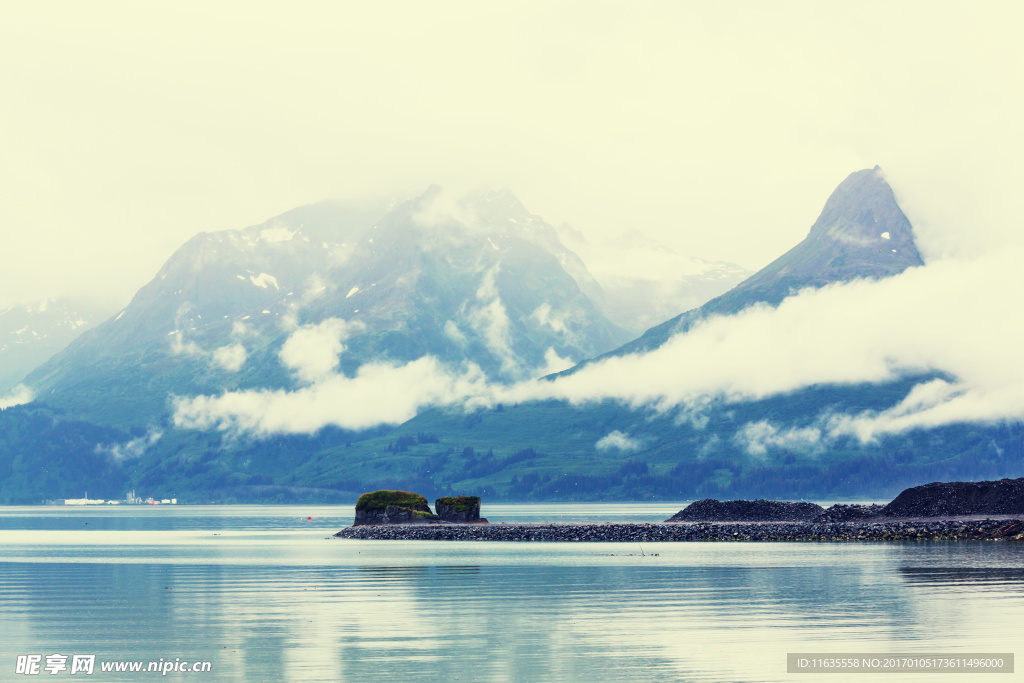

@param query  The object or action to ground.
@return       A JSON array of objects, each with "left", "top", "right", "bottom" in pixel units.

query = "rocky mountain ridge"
[
  {"left": 23, "top": 187, "right": 633, "bottom": 426},
  {"left": 0, "top": 298, "right": 110, "bottom": 393},
  {"left": 592, "top": 166, "right": 924, "bottom": 361}
]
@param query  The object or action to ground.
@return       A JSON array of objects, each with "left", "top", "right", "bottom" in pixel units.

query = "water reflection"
[
  {"left": 899, "top": 566, "right": 1024, "bottom": 585},
  {"left": 2, "top": 509, "right": 1024, "bottom": 681}
]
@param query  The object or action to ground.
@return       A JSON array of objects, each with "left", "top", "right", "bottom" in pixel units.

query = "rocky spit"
[
  {"left": 334, "top": 518, "right": 1024, "bottom": 542},
  {"left": 336, "top": 478, "right": 1024, "bottom": 542},
  {"left": 667, "top": 499, "right": 824, "bottom": 522}
]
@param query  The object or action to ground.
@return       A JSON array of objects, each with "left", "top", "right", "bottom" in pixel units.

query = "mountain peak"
[
  {"left": 463, "top": 187, "right": 532, "bottom": 224},
  {"left": 807, "top": 166, "right": 915, "bottom": 249},
  {"left": 573, "top": 167, "right": 925, "bottom": 364},
  {"left": 744, "top": 166, "right": 922, "bottom": 289},
  {"left": 603, "top": 229, "right": 675, "bottom": 253},
  {"left": 398, "top": 186, "right": 532, "bottom": 232}
]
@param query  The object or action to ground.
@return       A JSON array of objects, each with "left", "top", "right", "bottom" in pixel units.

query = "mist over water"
[{"left": 1, "top": 506, "right": 1022, "bottom": 681}]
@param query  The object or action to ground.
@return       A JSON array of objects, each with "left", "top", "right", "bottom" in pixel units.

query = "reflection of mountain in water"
[{"left": 7, "top": 543, "right": 1024, "bottom": 680}]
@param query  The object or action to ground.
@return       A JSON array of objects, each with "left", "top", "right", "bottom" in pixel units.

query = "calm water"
[{"left": 1, "top": 504, "right": 1022, "bottom": 682}]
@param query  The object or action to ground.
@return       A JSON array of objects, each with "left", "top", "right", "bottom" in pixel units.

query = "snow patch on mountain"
[
  {"left": 259, "top": 225, "right": 296, "bottom": 242},
  {"left": 249, "top": 273, "right": 280, "bottom": 289}
]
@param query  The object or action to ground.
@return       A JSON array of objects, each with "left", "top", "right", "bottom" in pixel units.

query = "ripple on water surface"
[{"left": 0, "top": 506, "right": 1022, "bottom": 681}]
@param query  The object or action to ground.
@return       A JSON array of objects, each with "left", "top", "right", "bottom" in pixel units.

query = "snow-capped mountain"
[
  {"left": 24, "top": 188, "right": 632, "bottom": 426},
  {"left": 0, "top": 298, "right": 110, "bottom": 393},
  {"left": 4, "top": 168, "right": 1016, "bottom": 505},
  {"left": 555, "top": 227, "right": 750, "bottom": 332},
  {"left": 600, "top": 166, "right": 924, "bottom": 359}
]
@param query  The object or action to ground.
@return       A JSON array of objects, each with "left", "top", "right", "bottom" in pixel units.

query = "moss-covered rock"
[
  {"left": 381, "top": 505, "right": 440, "bottom": 525},
  {"left": 353, "top": 490, "right": 438, "bottom": 525},
  {"left": 356, "top": 490, "right": 429, "bottom": 511},
  {"left": 435, "top": 496, "right": 485, "bottom": 523}
]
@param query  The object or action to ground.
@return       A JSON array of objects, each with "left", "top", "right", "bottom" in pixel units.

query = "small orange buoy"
[{"left": 307, "top": 517, "right": 312, "bottom": 520}]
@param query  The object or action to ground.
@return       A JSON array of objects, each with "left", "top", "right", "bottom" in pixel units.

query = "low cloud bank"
[
  {"left": 0, "top": 384, "right": 34, "bottom": 410},
  {"left": 596, "top": 431, "right": 642, "bottom": 453},
  {"left": 501, "top": 250, "right": 1024, "bottom": 442},
  {"left": 279, "top": 318, "right": 363, "bottom": 382},
  {"left": 172, "top": 250, "right": 1024, "bottom": 443},
  {"left": 171, "top": 302, "right": 251, "bottom": 374},
  {"left": 734, "top": 421, "right": 823, "bottom": 457},
  {"left": 95, "top": 429, "right": 163, "bottom": 463},
  {"left": 174, "top": 356, "right": 489, "bottom": 435},
  {"left": 211, "top": 343, "right": 247, "bottom": 373}
]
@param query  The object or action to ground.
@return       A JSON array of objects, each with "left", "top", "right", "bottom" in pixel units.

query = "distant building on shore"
[{"left": 59, "top": 490, "right": 176, "bottom": 505}]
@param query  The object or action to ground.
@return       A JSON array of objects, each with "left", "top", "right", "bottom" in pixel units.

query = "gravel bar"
[{"left": 334, "top": 519, "right": 1024, "bottom": 542}]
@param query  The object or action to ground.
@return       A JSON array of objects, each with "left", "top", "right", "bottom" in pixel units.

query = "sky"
[{"left": 3, "top": 2, "right": 1023, "bottom": 311}]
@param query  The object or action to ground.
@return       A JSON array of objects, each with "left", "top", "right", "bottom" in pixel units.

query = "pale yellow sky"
[{"left": 2, "top": 1, "right": 1022, "bottom": 309}]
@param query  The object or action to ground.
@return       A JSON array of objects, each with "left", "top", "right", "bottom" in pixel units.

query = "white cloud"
[
  {"left": 494, "top": 249, "right": 1024, "bottom": 437},
  {"left": 3, "top": 4, "right": 1024, "bottom": 315},
  {"left": 734, "top": 420, "right": 822, "bottom": 457},
  {"left": 0, "top": 384, "right": 34, "bottom": 410},
  {"left": 95, "top": 429, "right": 163, "bottom": 463},
  {"left": 173, "top": 357, "right": 489, "bottom": 435},
  {"left": 595, "top": 430, "right": 641, "bottom": 453},
  {"left": 301, "top": 276, "right": 329, "bottom": 305},
  {"left": 467, "top": 266, "right": 519, "bottom": 377},
  {"left": 279, "top": 318, "right": 363, "bottom": 383},
  {"left": 531, "top": 303, "right": 568, "bottom": 334},
  {"left": 211, "top": 343, "right": 247, "bottom": 373},
  {"left": 173, "top": 249, "right": 1024, "bottom": 441},
  {"left": 823, "top": 378, "right": 1005, "bottom": 443},
  {"left": 444, "top": 320, "right": 467, "bottom": 344},
  {"left": 170, "top": 302, "right": 202, "bottom": 357},
  {"left": 411, "top": 190, "right": 480, "bottom": 231},
  {"left": 537, "top": 347, "right": 574, "bottom": 377}
]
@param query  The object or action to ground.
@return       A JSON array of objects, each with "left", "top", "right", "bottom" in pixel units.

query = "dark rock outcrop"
[
  {"left": 435, "top": 496, "right": 487, "bottom": 523},
  {"left": 881, "top": 477, "right": 1024, "bottom": 518},
  {"left": 666, "top": 498, "right": 824, "bottom": 522},
  {"left": 380, "top": 505, "right": 440, "bottom": 525},
  {"left": 815, "top": 504, "right": 885, "bottom": 523},
  {"left": 353, "top": 490, "right": 439, "bottom": 525}
]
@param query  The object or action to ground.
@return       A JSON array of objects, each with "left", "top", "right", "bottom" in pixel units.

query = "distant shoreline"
[{"left": 334, "top": 518, "right": 1024, "bottom": 542}]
